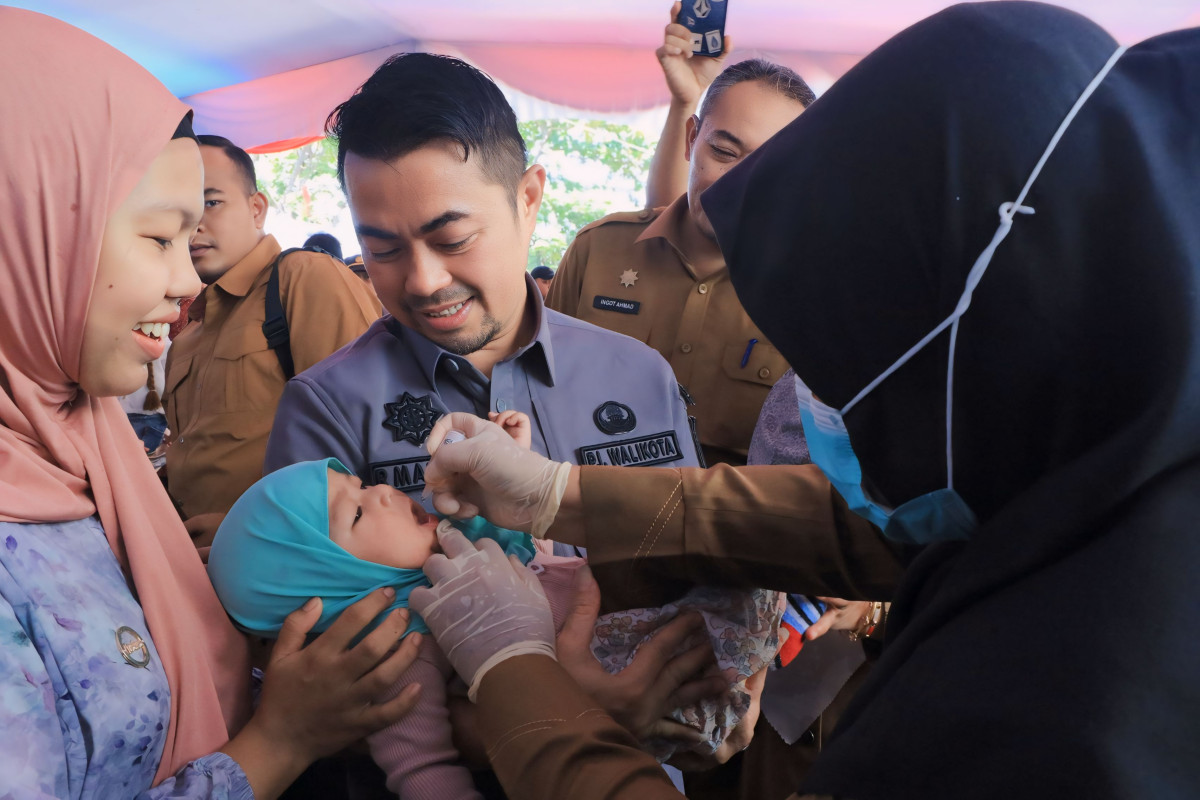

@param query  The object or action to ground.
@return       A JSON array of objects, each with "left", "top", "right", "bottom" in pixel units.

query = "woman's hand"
[
  {"left": 222, "top": 589, "right": 423, "bottom": 799},
  {"left": 424, "top": 412, "right": 572, "bottom": 538},
  {"left": 556, "top": 564, "right": 725, "bottom": 744},
  {"left": 807, "top": 598, "right": 879, "bottom": 641},
  {"left": 666, "top": 665, "right": 767, "bottom": 772},
  {"left": 410, "top": 523, "right": 557, "bottom": 699}
]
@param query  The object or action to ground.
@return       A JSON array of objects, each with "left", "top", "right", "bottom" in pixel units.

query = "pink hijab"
[{"left": 0, "top": 9, "right": 251, "bottom": 783}]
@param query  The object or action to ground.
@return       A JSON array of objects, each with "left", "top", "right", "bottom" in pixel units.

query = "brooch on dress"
[{"left": 115, "top": 626, "right": 151, "bottom": 668}]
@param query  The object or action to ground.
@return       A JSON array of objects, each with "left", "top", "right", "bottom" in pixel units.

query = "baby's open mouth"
[{"left": 410, "top": 500, "right": 432, "bottom": 526}]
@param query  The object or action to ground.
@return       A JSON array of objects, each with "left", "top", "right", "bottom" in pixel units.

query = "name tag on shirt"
[
  {"left": 370, "top": 456, "right": 429, "bottom": 492},
  {"left": 593, "top": 295, "right": 641, "bottom": 315},
  {"left": 576, "top": 431, "right": 683, "bottom": 467}
]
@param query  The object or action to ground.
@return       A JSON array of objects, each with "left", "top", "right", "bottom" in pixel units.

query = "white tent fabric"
[{"left": 11, "top": 1, "right": 1199, "bottom": 150}]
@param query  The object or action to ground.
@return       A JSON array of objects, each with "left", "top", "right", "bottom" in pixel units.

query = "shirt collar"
[
  {"left": 635, "top": 194, "right": 690, "bottom": 249},
  {"left": 214, "top": 234, "right": 281, "bottom": 298},
  {"left": 393, "top": 274, "right": 558, "bottom": 392},
  {"left": 635, "top": 194, "right": 727, "bottom": 280}
]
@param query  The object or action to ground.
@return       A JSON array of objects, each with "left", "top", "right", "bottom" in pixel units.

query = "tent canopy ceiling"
[{"left": 14, "top": 1, "right": 1199, "bottom": 150}]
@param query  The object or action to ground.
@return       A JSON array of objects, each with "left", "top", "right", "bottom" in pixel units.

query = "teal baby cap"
[{"left": 208, "top": 457, "right": 536, "bottom": 639}]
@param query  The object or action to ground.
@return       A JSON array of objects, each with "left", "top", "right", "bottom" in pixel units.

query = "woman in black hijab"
[
  {"left": 412, "top": 3, "right": 1200, "bottom": 798},
  {"left": 709, "top": 2, "right": 1200, "bottom": 796}
]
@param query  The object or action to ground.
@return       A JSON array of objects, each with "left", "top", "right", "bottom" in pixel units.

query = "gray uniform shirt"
[{"left": 265, "top": 286, "right": 701, "bottom": 504}]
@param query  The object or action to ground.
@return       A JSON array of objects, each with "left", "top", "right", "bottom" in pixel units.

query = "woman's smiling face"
[
  {"left": 326, "top": 469, "right": 439, "bottom": 569},
  {"left": 79, "top": 137, "right": 203, "bottom": 396}
]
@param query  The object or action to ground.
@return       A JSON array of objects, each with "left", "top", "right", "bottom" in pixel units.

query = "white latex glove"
[
  {"left": 425, "top": 412, "right": 570, "bottom": 538},
  {"left": 410, "top": 521, "right": 556, "bottom": 700}
]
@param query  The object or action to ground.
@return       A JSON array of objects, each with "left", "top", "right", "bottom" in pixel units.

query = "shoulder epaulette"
[{"left": 575, "top": 207, "right": 663, "bottom": 237}]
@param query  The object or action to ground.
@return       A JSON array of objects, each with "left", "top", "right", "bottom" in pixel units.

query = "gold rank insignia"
[{"left": 619, "top": 269, "right": 638, "bottom": 288}]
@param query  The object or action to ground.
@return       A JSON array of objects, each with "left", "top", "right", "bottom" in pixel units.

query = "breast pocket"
[
  {"left": 212, "top": 324, "right": 284, "bottom": 412},
  {"left": 163, "top": 354, "right": 192, "bottom": 430},
  {"left": 714, "top": 341, "right": 790, "bottom": 453}
]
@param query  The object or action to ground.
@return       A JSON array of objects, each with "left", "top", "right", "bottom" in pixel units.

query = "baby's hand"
[{"left": 488, "top": 410, "right": 532, "bottom": 450}]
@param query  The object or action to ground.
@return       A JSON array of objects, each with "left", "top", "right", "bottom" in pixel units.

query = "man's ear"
[
  {"left": 516, "top": 164, "right": 546, "bottom": 234},
  {"left": 250, "top": 191, "right": 269, "bottom": 230},
  {"left": 684, "top": 114, "right": 701, "bottom": 162}
]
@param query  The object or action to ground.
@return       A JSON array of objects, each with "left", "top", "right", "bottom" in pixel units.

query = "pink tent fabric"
[{"left": 17, "top": 1, "right": 1199, "bottom": 152}]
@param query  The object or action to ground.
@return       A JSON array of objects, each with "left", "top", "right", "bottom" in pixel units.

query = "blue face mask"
[
  {"left": 795, "top": 44, "right": 1126, "bottom": 545},
  {"left": 794, "top": 375, "right": 978, "bottom": 545}
]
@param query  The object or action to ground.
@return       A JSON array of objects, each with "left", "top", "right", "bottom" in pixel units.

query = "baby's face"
[{"left": 326, "top": 469, "right": 439, "bottom": 569}]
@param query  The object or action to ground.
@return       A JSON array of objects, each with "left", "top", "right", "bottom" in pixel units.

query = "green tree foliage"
[
  {"left": 252, "top": 139, "right": 348, "bottom": 227},
  {"left": 520, "top": 119, "right": 655, "bottom": 269}
]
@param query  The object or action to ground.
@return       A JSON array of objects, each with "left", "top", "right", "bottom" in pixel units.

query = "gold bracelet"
[{"left": 848, "top": 601, "right": 884, "bottom": 642}]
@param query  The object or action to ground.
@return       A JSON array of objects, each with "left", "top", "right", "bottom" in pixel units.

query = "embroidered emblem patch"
[
  {"left": 619, "top": 269, "right": 639, "bottom": 288},
  {"left": 383, "top": 393, "right": 443, "bottom": 445},
  {"left": 577, "top": 431, "right": 683, "bottom": 467},
  {"left": 593, "top": 401, "right": 637, "bottom": 435}
]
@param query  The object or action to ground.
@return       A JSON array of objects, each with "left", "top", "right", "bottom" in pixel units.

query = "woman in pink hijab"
[{"left": 0, "top": 9, "right": 422, "bottom": 798}]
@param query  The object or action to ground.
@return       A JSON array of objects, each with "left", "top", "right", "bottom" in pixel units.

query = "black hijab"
[{"left": 707, "top": 3, "right": 1200, "bottom": 797}]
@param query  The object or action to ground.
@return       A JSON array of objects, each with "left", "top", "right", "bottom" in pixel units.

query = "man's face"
[
  {"left": 534, "top": 277, "right": 552, "bottom": 298},
  {"left": 189, "top": 146, "right": 267, "bottom": 283},
  {"left": 685, "top": 80, "right": 806, "bottom": 240},
  {"left": 345, "top": 143, "right": 544, "bottom": 360}
]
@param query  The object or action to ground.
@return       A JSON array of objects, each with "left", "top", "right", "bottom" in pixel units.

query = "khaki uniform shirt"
[
  {"left": 164, "top": 235, "right": 381, "bottom": 519},
  {"left": 547, "top": 196, "right": 789, "bottom": 466},
  {"left": 475, "top": 463, "right": 899, "bottom": 800}
]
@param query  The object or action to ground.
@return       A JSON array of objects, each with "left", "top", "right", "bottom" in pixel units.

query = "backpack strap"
[{"left": 262, "top": 246, "right": 319, "bottom": 380}]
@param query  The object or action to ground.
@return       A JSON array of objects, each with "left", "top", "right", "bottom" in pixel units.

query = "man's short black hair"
[
  {"left": 303, "top": 232, "right": 343, "bottom": 260},
  {"left": 325, "top": 53, "right": 527, "bottom": 199},
  {"left": 196, "top": 134, "right": 258, "bottom": 195},
  {"left": 698, "top": 59, "right": 816, "bottom": 122}
]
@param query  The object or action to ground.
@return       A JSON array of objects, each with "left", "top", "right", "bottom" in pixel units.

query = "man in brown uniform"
[
  {"left": 164, "top": 135, "right": 380, "bottom": 541},
  {"left": 546, "top": 59, "right": 815, "bottom": 466}
]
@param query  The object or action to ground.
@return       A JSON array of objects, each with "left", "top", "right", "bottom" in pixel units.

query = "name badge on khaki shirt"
[{"left": 593, "top": 296, "right": 641, "bottom": 315}]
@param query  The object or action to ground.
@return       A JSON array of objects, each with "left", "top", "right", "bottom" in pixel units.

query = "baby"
[{"left": 209, "top": 413, "right": 782, "bottom": 800}]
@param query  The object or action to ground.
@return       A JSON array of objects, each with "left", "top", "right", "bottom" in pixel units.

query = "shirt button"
[
  {"left": 496, "top": 399, "right": 508, "bottom": 412},
  {"left": 758, "top": 367, "right": 771, "bottom": 379},
  {"left": 680, "top": 343, "right": 693, "bottom": 354},
  {"left": 697, "top": 283, "right": 708, "bottom": 294}
]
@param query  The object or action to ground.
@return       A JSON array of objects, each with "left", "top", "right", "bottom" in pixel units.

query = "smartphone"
[{"left": 676, "top": 0, "right": 728, "bottom": 58}]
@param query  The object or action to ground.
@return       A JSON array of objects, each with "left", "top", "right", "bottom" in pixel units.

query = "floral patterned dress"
[{"left": 0, "top": 518, "right": 251, "bottom": 799}]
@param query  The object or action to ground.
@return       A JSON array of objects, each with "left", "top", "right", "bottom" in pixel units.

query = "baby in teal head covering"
[
  {"left": 208, "top": 456, "right": 534, "bottom": 639},
  {"left": 209, "top": 415, "right": 784, "bottom": 798}
]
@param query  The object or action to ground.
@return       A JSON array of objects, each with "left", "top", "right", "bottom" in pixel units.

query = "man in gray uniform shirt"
[{"left": 265, "top": 53, "right": 701, "bottom": 517}]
